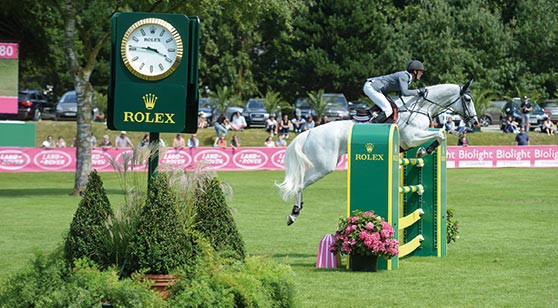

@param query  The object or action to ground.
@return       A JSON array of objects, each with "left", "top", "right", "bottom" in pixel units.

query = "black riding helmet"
[{"left": 407, "top": 60, "right": 425, "bottom": 73}]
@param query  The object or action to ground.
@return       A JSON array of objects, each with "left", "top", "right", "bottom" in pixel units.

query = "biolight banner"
[
  {"left": 0, "top": 146, "right": 557, "bottom": 172},
  {"left": 0, "top": 42, "right": 19, "bottom": 114}
]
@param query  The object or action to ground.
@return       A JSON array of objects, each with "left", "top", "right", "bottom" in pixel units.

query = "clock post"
[{"left": 108, "top": 12, "right": 200, "bottom": 183}]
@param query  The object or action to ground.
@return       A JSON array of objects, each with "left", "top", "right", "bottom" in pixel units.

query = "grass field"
[{"left": 1, "top": 169, "right": 557, "bottom": 306}]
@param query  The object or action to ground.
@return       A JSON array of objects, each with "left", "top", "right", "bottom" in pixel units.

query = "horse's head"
[{"left": 457, "top": 79, "right": 479, "bottom": 126}]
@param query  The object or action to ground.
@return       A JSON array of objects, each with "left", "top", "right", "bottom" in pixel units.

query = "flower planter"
[
  {"left": 349, "top": 254, "right": 378, "bottom": 272},
  {"left": 144, "top": 274, "right": 180, "bottom": 299}
]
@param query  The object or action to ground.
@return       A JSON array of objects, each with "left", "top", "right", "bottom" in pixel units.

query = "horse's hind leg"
[{"left": 287, "top": 192, "right": 303, "bottom": 226}]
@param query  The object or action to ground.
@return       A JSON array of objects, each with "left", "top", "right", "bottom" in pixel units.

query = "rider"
[{"left": 363, "top": 60, "right": 427, "bottom": 123}]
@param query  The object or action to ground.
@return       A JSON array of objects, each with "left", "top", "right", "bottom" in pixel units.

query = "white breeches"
[{"left": 363, "top": 81, "right": 393, "bottom": 117}]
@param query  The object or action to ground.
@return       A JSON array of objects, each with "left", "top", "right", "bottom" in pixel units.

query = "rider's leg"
[{"left": 363, "top": 82, "right": 393, "bottom": 121}]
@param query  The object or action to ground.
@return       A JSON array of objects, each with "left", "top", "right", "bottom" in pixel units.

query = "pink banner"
[
  {"left": 447, "top": 146, "right": 558, "bottom": 168},
  {"left": 1, "top": 146, "right": 557, "bottom": 172},
  {"left": 0, "top": 96, "right": 18, "bottom": 113},
  {"left": 0, "top": 43, "right": 18, "bottom": 59}
]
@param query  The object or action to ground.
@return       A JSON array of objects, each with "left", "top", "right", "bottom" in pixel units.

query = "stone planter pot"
[{"left": 144, "top": 274, "right": 180, "bottom": 299}]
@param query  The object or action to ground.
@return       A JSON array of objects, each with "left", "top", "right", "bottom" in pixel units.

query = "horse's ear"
[{"left": 461, "top": 79, "right": 473, "bottom": 95}]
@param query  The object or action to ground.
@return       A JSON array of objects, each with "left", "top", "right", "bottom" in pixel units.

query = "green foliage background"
[{"left": 2, "top": 0, "right": 558, "bottom": 101}]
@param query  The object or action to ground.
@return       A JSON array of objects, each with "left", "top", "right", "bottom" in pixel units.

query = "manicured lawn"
[{"left": 1, "top": 169, "right": 557, "bottom": 306}]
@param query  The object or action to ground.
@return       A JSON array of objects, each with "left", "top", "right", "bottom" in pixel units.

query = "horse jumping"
[{"left": 277, "top": 81, "right": 477, "bottom": 225}]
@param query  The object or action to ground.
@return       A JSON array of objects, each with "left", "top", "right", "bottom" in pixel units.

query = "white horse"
[{"left": 277, "top": 80, "right": 478, "bottom": 225}]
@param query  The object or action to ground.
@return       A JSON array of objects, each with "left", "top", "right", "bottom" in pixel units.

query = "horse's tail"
[{"left": 276, "top": 131, "right": 313, "bottom": 201}]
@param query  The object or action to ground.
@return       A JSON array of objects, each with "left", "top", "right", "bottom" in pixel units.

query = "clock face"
[{"left": 121, "top": 18, "right": 183, "bottom": 81}]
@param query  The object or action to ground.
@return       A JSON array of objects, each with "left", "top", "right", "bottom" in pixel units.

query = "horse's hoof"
[
  {"left": 416, "top": 147, "right": 426, "bottom": 158},
  {"left": 287, "top": 215, "right": 296, "bottom": 226}
]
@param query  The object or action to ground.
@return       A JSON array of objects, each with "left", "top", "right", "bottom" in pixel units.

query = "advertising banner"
[
  {"left": 1, "top": 146, "right": 557, "bottom": 172},
  {"left": 0, "top": 42, "right": 19, "bottom": 114}
]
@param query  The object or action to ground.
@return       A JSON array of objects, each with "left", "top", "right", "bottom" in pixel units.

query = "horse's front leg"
[
  {"left": 407, "top": 130, "right": 445, "bottom": 157},
  {"left": 287, "top": 192, "right": 304, "bottom": 226}
]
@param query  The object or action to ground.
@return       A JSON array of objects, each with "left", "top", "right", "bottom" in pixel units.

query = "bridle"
[{"left": 400, "top": 83, "right": 477, "bottom": 125}]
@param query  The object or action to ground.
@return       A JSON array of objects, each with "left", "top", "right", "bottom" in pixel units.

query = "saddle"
[{"left": 352, "top": 98, "right": 398, "bottom": 123}]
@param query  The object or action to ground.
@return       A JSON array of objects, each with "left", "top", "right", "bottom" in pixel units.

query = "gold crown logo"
[
  {"left": 142, "top": 93, "right": 157, "bottom": 110},
  {"left": 365, "top": 143, "right": 374, "bottom": 153}
]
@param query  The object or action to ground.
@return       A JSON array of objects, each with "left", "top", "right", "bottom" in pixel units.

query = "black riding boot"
[{"left": 371, "top": 111, "right": 388, "bottom": 123}]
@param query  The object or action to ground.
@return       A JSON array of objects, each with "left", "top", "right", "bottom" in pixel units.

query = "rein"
[{"left": 399, "top": 86, "right": 476, "bottom": 125}]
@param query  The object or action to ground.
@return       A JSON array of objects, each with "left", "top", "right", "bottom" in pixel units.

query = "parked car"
[
  {"left": 293, "top": 98, "right": 316, "bottom": 119},
  {"left": 499, "top": 98, "right": 548, "bottom": 131},
  {"left": 323, "top": 93, "right": 350, "bottom": 121},
  {"left": 198, "top": 97, "right": 217, "bottom": 125},
  {"left": 540, "top": 101, "right": 558, "bottom": 124},
  {"left": 0, "top": 90, "right": 56, "bottom": 121},
  {"left": 241, "top": 98, "right": 269, "bottom": 127},
  {"left": 478, "top": 100, "right": 506, "bottom": 127},
  {"left": 293, "top": 93, "right": 350, "bottom": 121},
  {"left": 55, "top": 91, "right": 99, "bottom": 121}
]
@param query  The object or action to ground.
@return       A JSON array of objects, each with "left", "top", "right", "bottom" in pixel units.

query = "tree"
[
  {"left": 65, "top": 170, "right": 113, "bottom": 267},
  {"left": 260, "top": 88, "right": 292, "bottom": 116},
  {"left": 307, "top": 89, "right": 332, "bottom": 122}
]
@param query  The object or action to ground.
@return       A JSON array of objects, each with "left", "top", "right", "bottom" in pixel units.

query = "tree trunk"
[
  {"left": 73, "top": 79, "right": 93, "bottom": 195},
  {"left": 63, "top": 0, "right": 110, "bottom": 195}
]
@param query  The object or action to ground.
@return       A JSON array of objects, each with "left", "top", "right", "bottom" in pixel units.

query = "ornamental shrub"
[
  {"left": 447, "top": 208, "right": 460, "bottom": 244},
  {"left": 169, "top": 253, "right": 295, "bottom": 307},
  {"left": 191, "top": 177, "right": 246, "bottom": 260},
  {"left": 128, "top": 173, "right": 196, "bottom": 274},
  {"left": 64, "top": 170, "right": 113, "bottom": 268},
  {"left": 0, "top": 249, "right": 164, "bottom": 307}
]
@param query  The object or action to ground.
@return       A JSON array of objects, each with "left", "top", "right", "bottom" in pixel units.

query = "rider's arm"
[{"left": 398, "top": 73, "right": 420, "bottom": 96}]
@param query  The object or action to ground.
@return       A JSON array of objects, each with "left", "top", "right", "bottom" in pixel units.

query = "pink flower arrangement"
[{"left": 329, "top": 211, "right": 399, "bottom": 259}]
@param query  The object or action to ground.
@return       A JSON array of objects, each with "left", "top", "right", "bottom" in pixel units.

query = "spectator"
[
  {"left": 279, "top": 115, "right": 291, "bottom": 138},
  {"left": 319, "top": 115, "right": 330, "bottom": 125},
  {"left": 214, "top": 113, "right": 229, "bottom": 138},
  {"left": 90, "top": 135, "right": 97, "bottom": 148},
  {"left": 275, "top": 134, "right": 287, "bottom": 147},
  {"left": 504, "top": 116, "right": 519, "bottom": 133},
  {"left": 187, "top": 134, "right": 199, "bottom": 148},
  {"left": 230, "top": 111, "right": 247, "bottom": 131},
  {"left": 305, "top": 115, "right": 315, "bottom": 131},
  {"left": 100, "top": 135, "right": 112, "bottom": 149},
  {"left": 445, "top": 117, "right": 456, "bottom": 134},
  {"left": 57, "top": 136, "right": 67, "bottom": 148},
  {"left": 140, "top": 134, "right": 150, "bottom": 147},
  {"left": 264, "top": 136, "right": 276, "bottom": 147},
  {"left": 291, "top": 114, "right": 306, "bottom": 133},
  {"left": 115, "top": 131, "right": 133, "bottom": 148},
  {"left": 457, "top": 131, "right": 469, "bottom": 147},
  {"left": 41, "top": 135, "right": 56, "bottom": 149},
  {"left": 215, "top": 136, "right": 227, "bottom": 148},
  {"left": 520, "top": 96, "right": 532, "bottom": 130},
  {"left": 231, "top": 135, "right": 241, "bottom": 149},
  {"left": 515, "top": 127, "right": 530, "bottom": 146},
  {"left": 265, "top": 115, "right": 278, "bottom": 136},
  {"left": 198, "top": 112, "right": 208, "bottom": 129},
  {"left": 542, "top": 118, "right": 555, "bottom": 136},
  {"left": 173, "top": 133, "right": 186, "bottom": 149}
]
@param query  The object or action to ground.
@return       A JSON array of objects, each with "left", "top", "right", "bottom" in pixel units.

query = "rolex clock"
[
  {"left": 108, "top": 13, "right": 199, "bottom": 133},
  {"left": 121, "top": 18, "right": 183, "bottom": 81}
]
